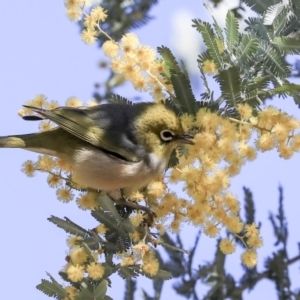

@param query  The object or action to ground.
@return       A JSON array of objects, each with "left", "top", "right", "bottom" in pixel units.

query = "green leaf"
[
  {"left": 192, "top": 20, "right": 222, "bottom": 69},
  {"left": 291, "top": 0, "right": 300, "bottom": 16},
  {"left": 281, "top": 15, "right": 300, "bottom": 36},
  {"left": 236, "top": 34, "right": 259, "bottom": 65},
  {"left": 263, "top": 3, "right": 286, "bottom": 26},
  {"left": 36, "top": 276, "right": 68, "bottom": 299},
  {"left": 142, "top": 269, "right": 172, "bottom": 280},
  {"left": 243, "top": 0, "right": 280, "bottom": 15},
  {"left": 259, "top": 83, "right": 300, "bottom": 98},
  {"left": 269, "top": 186, "right": 288, "bottom": 246},
  {"left": 124, "top": 279, "right": 136, "bottom": 300},
  {"left": 246, "top": 75, "right": 272, "bottom": 92},
  {"left": 109, "top": 94, "right": 132, "bottom": 105},
  {"left": 244, "top": 18, "right": 273, "bottom": 42},
  {"left": 217, "top": 66, "right": 241, "bottom": 105},
  {"left": 48, "top": 216, "right": 89, "bottom": 237},
  {"left": 243, "top": 187, "right": 256, "bottom": 225},
  {"left": 225, "top": 11, "right": 239, "bottom": 52},
  {"left": 97, "top": 195, "right": 123, "bottom": 221},
  {"left": 273, "top": 37, "right": 300, "bottom": 54},
  {"left": 118, "top": 266, "right": 140, "bottom": 279},
  {"left": 170, "top": 72, "right": 197, "bottom": 114},
  {"left": 263, "top": 46, "right": 291, "bottom": 78},
  {"left": 75, "top": 288, "right": 95, "bottom": 300},
  {"left": 272, "top": 7, "right": 289, "bottom": 36},
  {"left": 157, "top": 46, "right": 181, "bottom": 75},
  {"left": 212, "top": 15, "right": 224, "bottom": 42},
  {"left": 94, "top": 280, "right": 108, "bottom": 300}
]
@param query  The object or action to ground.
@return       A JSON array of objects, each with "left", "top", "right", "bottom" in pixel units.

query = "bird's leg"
[{"left": 107, "top": 190, "right": 156, "bottom": 226}]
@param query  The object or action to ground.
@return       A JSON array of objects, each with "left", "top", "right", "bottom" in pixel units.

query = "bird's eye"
[{"left": 160, "top": 130, "right": 174, "bottom": 142}]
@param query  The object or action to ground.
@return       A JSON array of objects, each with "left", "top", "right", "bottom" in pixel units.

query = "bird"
[{"left": 0, "top": 102, "right": 194, "bottom": 219}]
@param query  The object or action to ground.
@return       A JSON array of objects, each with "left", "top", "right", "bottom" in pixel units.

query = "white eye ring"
[{"left": 160, "top": 130, "right": 174, "bottom": 141}]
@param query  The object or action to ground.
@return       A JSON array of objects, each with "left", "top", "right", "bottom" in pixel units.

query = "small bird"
[{"left": 0, "top": 103, "right": 194, "bottom": 195}]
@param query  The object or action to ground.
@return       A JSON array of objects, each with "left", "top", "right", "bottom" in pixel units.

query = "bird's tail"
[{"left": 0, "top": 135, "right": 27, "bottom": 148}]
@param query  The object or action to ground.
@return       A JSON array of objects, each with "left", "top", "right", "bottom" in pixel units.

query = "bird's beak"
[{"left": 177, "top": 132, "right": 195, "bottom": 145}]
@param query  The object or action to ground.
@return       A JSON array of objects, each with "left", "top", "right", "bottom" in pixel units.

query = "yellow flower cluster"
[
  {"left": 63, "top": 240, "right": 105, "bottom": 283},
  {"left": 102, "top": 34, "right": 171, "bottom": 101},
  {"left": 148, "top": 105, "right": 299, "bottom": 266},
  {"left": 64, "top": 2, "right": 172, "bottom": 100},
  {"left": 121, "top": 241, "right": 160, "bottom": 276},
  {"left": 252, "top": 106, "right": 300, "bottom": 159}
]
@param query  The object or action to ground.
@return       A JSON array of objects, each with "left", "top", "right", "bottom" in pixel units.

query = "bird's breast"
[{"left": 69, "top": 147, "right": 168, "bottom": 191}]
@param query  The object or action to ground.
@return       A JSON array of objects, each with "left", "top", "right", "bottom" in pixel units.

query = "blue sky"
[{"left": 1, "top": 0, "right": 299, "bottom": 299}]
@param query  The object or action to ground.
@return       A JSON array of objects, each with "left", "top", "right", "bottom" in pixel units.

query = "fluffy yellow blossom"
[
  {"left": 120, "top": 255, "right": 135, "bottom": 266},
  {"left": 224, "top": 194, "right": 240, "bottom": 215},
  {"left": 216, "top": 39, "right": 224, "bottom": 53},
  {"left": 219, "top": 238, "right": 236, "bottom": 254},
  {"left": 90, "top": 6, "right": 108, "bottom": 23},
  {"left": 130, "top": 214, "right": 146, "bottom": 227},
  {"left": 36, "top": 155, "right": 55, "bottom": 171},
  {"left": 132, "top": 75, "right": 148, "bottom": 91},
  {"left": 129, "top": 230, "right": 142, "bottom": 243},
  {"left": 121, "top": 33, "right": 140, "bottom": 52},
  {"left": 278, "top": 144, "right": 294, "bottom": 159},
  {"left": 110, "top": 57, "right": 123, "bottom": 73},
  {"left": 81, "top": 28, "right": 97, "bottom": 45},
  {"left": 102, "top": 40, "right": 120, "bottom": 58},
  {"left": 256, "top": 133, "right": 275, "bottom": 151},
  {"left": 67, "top": 236, "right": 83, "bottom": 248},
  {"left": 247, "top": 235, "right": 263, "bottom": 249},
  {"left": 55, "top": 158, "right": 73, "bottom": 173},
  {"left": 202, "top": 59, "right": 218, "bottom": 74},
  {"left": 133, "top": 242, "right": 150, "bottom": 256},
  {"left": 64, "top": 0, "right": 82, "bottom": 9},
  {"left": 241, "top": 249, "right": 257, "bottom": 267},
  {"left": 66, "top": 7, "right": 82, "bottom": 21},
  {"left": 237, "top": 104, "right": 252, "bottom": 120},
  {"left": 124, "top": 190, "right": 145, "bottom": 202},
  {"left": 21, "top": 160, "right": 36, "bottom": 177},
  {"left": 47, "top": 173, "right": 62, "bottom": 188},
  {"left": 291, "top": 134, "right": 300, "bottom": 151},
  {"left": 203, "top": 222, "right": 220, "bottom": 237},
  {"left": 65, "top": 96, "right": 82, "bottom": 107},
  {"left": 95, "top": 224, "right": 108, "bottom": 235},
  {"left": 86, "top": 262, "right": 105, "bottom": 280},
  {"left": 225, "top": 216, "right": 243, "bottom": 233},
  {"left": 66, "top": 264, "right": 85, "bottom": 282},
  {"left": 32, "top": 94, "right": 47, "bottom": 107},
  {"left": 45, "top": 100, "right": 59, "bottom": 110},
  {"left": 180, "top": 113, "right": 195, "bottom": 132},
  {"left": 142, "top": 252, "right": 159, "bottom": 276},
  {"left": 147, "top": 180, "right": 166, "bottom": 198},
  {"left": 38, "top": 121, "right": 52, "bottom": 132},
  {"left": 244, "top": 223, "right": 259, "bottom": 237},
  {"left": 76, "top": 192, "right": 98, "bottom": 210},
  {"left": 69, "top": 247, "right": 88, "bottom": 265},
  {"left": 170, "top": 218, "right": 181, "bottom": 232},
  {"left": 56, "top": 187, "right": 74, "bottom": 203}
]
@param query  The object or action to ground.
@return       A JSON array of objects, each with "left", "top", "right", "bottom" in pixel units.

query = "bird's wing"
[{"left": 23, "top": 105, "right": 142, "bottom": 162}]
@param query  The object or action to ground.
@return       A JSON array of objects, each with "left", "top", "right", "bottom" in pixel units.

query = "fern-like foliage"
[
  {"left": 192, "top": 20, "right": 223, "bottom": 69},
  {"left": 157, "top": 46, "right": 197, "bottom": 114},
  {"left": 163, "top": 0, "right": 300, "bottom": 117},
  {"left": 225, "top": 11, "right": 239, "bottom": 53}
]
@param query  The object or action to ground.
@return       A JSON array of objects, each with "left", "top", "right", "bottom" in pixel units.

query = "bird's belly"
[{"left": 69, "top": 148, "right": 167, "bottom": 191}]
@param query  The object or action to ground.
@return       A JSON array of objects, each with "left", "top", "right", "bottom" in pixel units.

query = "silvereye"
[{"left": 0, "top": 103, "right": 194, "bottom": 193}]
